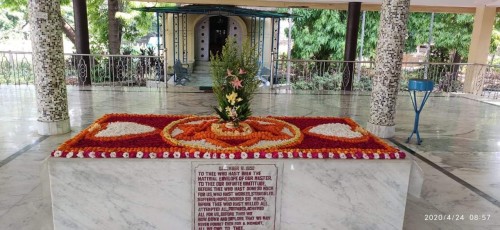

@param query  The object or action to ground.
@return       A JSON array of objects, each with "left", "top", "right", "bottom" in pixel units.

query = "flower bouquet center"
[
  {"left": 211, "top": 122, "right": 253, "bottom": 136},
  {"left": 210, "top": 37, "right": 259, "bottom": 129}
]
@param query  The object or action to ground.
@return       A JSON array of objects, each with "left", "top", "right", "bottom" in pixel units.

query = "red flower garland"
[{"left": 52, "top": 114, "right": 405, "bottom": 160}]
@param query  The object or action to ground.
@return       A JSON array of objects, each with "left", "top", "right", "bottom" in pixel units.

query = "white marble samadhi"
[{"left": 44, "top": 158, "right": 412, "bottom": 230}]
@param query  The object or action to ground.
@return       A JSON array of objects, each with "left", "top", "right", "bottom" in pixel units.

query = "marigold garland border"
[{"left": 52, "top": 113, "right": 406, "bottom": 160}]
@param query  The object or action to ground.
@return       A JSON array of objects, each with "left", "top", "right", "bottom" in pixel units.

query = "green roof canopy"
[{"left": 133, "top": 4, "right": 293, "bottom": 18}]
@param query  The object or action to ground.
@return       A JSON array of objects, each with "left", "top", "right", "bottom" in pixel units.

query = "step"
[
  {"left": 195, "top": 61, "right": 211, "bottom": 67},
  {"left": 193, "top": 67, "right": 210, "bottom": 71},
  {"left": 190, "top": 74, "right": 211, "bottom": 79},
  {"left": 193, "top": 68, "right": 210, "bottom": 71},
  {"left": 194, "top": 65, "right": 210, "bottom": 69},
  {"left": 193, "top": 70, "right": 211, "bottom": 74}
]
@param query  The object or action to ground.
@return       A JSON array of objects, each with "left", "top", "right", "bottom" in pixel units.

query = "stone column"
[
  {"left": 29, "top": 0, "right": 71, "bottom": 135},
  {"left": 342, "top": 2, "right": 361, "bottom": 91},
  {"left": 463, "top": 6, "right": 496, "bottom": 94},
  {"left": 366, "top": 0, "right": 410, "bottom": 138},
  {"left": 72, "top": 0, "right": 92, "bottom": 85}
]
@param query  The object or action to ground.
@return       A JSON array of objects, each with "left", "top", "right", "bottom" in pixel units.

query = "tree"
[
  {"left": 1, "top": 0, "right": 157, "bottom": 54},
  {"left": 86, "top": 0, "right": 159, "bottom": 54},
  {"left": 289, "top": 9, "right": 499, "bottom": 64},
  {"left": 61, "top": 4, "right": 76, "bottom": 45},
  {"left": 407, "top": 13, "right": 474, "bottom": 63},
  {"left": 357, "top": 11, "right": 380, "bottom": 60},
  {"left": 107, "top": 0, "right": 122, "bottom": 55},
  {"left": 289, "top": 9, "right": 347, "bottom": 60},
  {"left": 0, "top": 11, "right": 25, "bottom": 40},
  {"left": 288, "top": 9, "right": 382, "bottom": 61},
  {"left": 0, "top": 0, "right": 76, "bottom": 45}
]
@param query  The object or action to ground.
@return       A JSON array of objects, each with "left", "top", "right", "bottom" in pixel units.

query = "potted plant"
[{"left": 210, "top": 37, "right": 259, "bottom": 128}]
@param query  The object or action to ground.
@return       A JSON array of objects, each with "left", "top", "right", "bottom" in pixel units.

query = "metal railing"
[
  {"left": 272, "top": 59, "right": 478, "bottom": 93},
  {"left": 0, "top": 51, "right": 165, "bottom": 87},
  {"left": 477, "top": 64, "right": 500, "bottom": 99},
  {"left": 0, "top": 51, "right": 34, "bottom": 85},
  {"left": 1, "top": 50, "right": 499, "bottom": 99}
]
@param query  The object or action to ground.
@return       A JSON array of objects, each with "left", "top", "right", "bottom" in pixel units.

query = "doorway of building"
[{"left": 209, "top": 16, "right": 228, "bottom": 56}]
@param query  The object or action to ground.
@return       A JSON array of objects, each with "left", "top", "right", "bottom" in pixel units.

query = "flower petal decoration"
[
  {"left": 304, "top": 122, "right": 369, "bottom": 143},
  {"left": 52, "top": 114, "right": 404, "bottom": 160},
  {"left": 161, "top": 116, "right": 302, "bottom": 151},
  {"left": 87, "top": 121, "right": 159, "bottom": 141},
  {"left": 226, "top": 92, "right": 238, "bottom": 105},
  {"left": 226, "top": 69, "right": 234, "bottom": 77},
  {"left": 230, "top": 77, "right": 243, "bottom": 89}
]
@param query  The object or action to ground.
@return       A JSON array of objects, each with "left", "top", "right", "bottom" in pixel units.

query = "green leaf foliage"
[
  {"left": 0, "top": 0, "right": 160, "bottom": 54},
  {"left": 290, "top": 9, "right": 347, "bottom": 60},
  {"left": 289, "top": 8, "right": 500, "bottom": 63},
  {"left": 87, "top": 0, "right": 156, "bottom": 53}
]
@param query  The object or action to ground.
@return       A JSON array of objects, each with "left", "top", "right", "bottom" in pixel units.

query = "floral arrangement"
[
  {"left": 52, "top": 114, "right": 406, "bottom": 160},
  {"left": 210, "top": 37, "right": 259, "bottom": 127}
]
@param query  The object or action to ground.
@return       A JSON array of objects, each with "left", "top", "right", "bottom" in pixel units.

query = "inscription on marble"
[{"left": 193, "top": 164, "right": 278, "bottom": 230}]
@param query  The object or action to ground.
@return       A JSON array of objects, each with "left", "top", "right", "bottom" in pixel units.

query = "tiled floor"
[{"left": 0, "top": 85, "right": 499, "bottom": 229}]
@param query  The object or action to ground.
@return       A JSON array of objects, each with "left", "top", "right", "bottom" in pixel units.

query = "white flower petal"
[
  {"left": 95, "top": 122, "right": 155, "bottom": 137},
  {"left": 54, "top": 151, "right": 62, "bottom": 157},
  {"left": 309, "top": 123, "right": 362, "bottom": 138}
]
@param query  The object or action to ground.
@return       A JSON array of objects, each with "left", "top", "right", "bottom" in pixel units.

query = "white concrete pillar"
[
  {"left": 464, "top": 6, "right": 496, "bottom": 93},
  {"left": 366, "top": 0, "right": 411, "bottom": 138},
  {"left": 29, "top": 0, "right": 70, "bottom": 135}
]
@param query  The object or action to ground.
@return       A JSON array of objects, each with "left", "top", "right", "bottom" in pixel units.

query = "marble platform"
[{"left": 44, "top": 157, "right": 412, "bottom": 230}]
